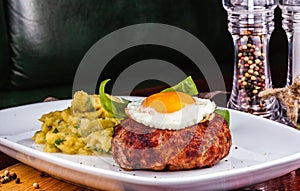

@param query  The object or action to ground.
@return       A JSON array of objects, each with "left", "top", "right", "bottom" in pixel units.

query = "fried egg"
[{"left": 126, "top": 91, "right": 216, "bottom": 130}]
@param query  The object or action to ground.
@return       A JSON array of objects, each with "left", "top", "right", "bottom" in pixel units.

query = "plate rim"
[{"left": 1, "top": 99, "right": 300, "bottom": 189}]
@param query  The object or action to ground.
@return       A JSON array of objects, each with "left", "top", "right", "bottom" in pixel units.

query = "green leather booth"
[{"left": 0, "top": 0, "right": 288, "bottom": 109}]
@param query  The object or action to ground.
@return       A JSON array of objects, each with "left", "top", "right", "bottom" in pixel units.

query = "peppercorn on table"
[{"left": 0, "top": 152, "right": 93, "bottom": 190}]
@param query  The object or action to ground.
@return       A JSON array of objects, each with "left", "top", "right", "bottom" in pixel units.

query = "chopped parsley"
[
  {"left": 54, "top": 138, "right": 65, "bottom": 145},
  {"left": 52, "top": 128, "right": 59, "bottom": 133}
]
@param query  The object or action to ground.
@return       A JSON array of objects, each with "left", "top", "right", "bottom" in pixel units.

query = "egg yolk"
[{"left": 142, "top": 91, "right": 195, "bottom": 113}]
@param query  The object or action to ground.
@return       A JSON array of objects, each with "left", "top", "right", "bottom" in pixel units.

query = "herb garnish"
[{"left": 54, "top": 138, "right": 65, "bottom": 145}]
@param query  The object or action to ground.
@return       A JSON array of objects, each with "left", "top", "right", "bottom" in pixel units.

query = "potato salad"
[{"left": 32, "top": 91, "right": 119, "bottom": 155}]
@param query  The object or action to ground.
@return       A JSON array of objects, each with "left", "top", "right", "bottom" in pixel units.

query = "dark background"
[{"left": 0, "top": 0, "right": 287, "bottom": 108}]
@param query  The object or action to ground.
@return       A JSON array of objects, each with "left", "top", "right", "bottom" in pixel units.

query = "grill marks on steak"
[{"left": 112, "top": 114, "right": 232, "bottom": 171}]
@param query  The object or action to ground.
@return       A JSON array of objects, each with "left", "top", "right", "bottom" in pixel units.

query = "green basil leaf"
[
  {"left": 99, "top": 79, "right": 130, "bottom": 119},
  {"left": 99, "top": 76, "right": 199, "bottom": 119},
  {"left": 161, "top": 76, "right": 198, "bottom": 95},
  {"left": 215, "top": 109, "right": 230, "bottom": 126}
]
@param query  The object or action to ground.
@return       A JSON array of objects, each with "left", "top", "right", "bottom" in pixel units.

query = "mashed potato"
[{"left": 32, "top": 91, "right": 119, "bottom": 155}]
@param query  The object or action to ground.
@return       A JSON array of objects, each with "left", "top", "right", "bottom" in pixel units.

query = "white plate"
[{"left": 1, "top": 99, "right": 300, "bottom": 191}]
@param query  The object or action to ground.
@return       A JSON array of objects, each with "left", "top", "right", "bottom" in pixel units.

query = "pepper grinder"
[
  {"left": 222, "top": 0, "right": 280, "bottom": 118},
  {"left": 279, "top": 0, "right": 300, "bottom": 85}
]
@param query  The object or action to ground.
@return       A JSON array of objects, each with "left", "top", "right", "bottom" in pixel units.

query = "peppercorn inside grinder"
[{"left": 222, "top": 0, "right": 280, "bottom": 118}]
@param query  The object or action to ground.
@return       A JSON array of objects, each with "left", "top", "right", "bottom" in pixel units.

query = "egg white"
[{"left": 126, "top": 97, "right": 216, "bottom": 130}]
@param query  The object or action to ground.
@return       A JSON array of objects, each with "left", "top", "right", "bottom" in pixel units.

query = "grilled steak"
[{"left": 112, "top": 113, "right": 232, "bottom": 171}]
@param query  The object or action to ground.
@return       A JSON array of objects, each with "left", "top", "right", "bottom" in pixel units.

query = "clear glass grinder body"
[
  {"left": 223, "top": 0, "right": 280, "bottom": 118},
  {"left": 279, "top": 0, "right": 300, "bottom": 85}
]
